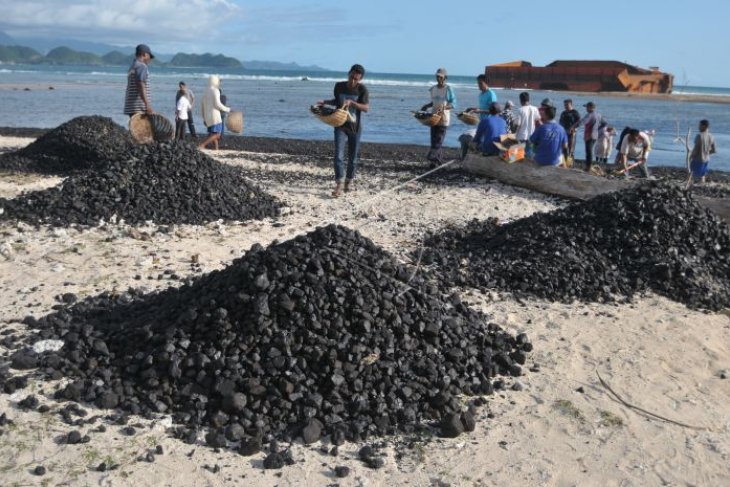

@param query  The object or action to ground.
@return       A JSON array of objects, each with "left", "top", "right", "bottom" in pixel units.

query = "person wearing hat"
[
  {"left": 421, "top": 68, "right": 456, "bottom": 167},
  {"left": 472, "top": 102, "right": 508, "bottom": 156},
  {"left": 529, "top": 98, "right": 569, "bottom": 166},
  {"left": 570, "top": 101, "right": 603, "bottom": 172},
  {"left": 124, "top": 44, "right": 154, "bottom": 116},
  {"left": 316, "top": 63, "right": 370, "bottom": 197}
]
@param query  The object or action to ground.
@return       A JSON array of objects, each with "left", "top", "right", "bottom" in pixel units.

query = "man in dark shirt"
[
  {"left": 317, "top": 64, "right": 370, "bottom": 197},
  {"left": 559, "top": 99, "right": 580, "bottom": 160}
]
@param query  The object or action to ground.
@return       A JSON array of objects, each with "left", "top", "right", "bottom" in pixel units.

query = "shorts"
[
  {"left": 207, "top": 123, "right": 223, "bottom": 134},
  {"left": 690, "top": 160, "right": 709, "bottom": 178}
]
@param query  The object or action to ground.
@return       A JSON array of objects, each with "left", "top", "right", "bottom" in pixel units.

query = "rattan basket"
[
  {"left": 413, "top": 110, "right": 442, "bottom": 127},
  {"left": 226, "top": 111, "right": 244, "bottom": 134},
  {"left": 457, "top": 111, "right": 480, "bottom": 125},
  {"left": 310, "top": 105, "right": 351, "bottom": 128},
  {"left": 128, "top": 113, "right": 174, "bottom": 144}
]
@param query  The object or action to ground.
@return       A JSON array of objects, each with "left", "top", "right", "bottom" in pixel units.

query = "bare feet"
[{"left": 332, "top": 183, "right": 343, "bottom": 198}]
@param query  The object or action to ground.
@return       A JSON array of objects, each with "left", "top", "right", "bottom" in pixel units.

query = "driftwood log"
[{"left": 461, "top": 153, "right": 730, "bottom": 222}]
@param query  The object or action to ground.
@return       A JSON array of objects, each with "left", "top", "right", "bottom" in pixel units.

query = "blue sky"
[{"left": 0, "top": 0, "right": 728, "bottom": 87}]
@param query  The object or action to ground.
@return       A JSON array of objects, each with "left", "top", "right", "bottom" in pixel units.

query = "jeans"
[
  {"left": 186, "top": 110, "right": 197, "bottom": 136},
  {"left": 427, "top": 125, "right": 448, "bottom": 163},
  {"left": 334, "top": 127, "right": 361, "bottom": 182},
  {"left": 584, "top": 138, "right": 596, "bottom": 170}
]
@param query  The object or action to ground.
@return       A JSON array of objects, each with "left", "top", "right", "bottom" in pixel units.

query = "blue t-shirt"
[
  {"left": 474, "top": 115, "right": 508, "bottom": 155},
  {"left": 530, "top": 121, "right": 568, "bottom": 165},
  {"left": 478, "top": 89, "right": 497, "bottom": 120}
]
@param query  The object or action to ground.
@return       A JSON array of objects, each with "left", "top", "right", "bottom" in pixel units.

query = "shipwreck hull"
[{"left": 485, "top": 60, "right": 674, "bottom": 94}]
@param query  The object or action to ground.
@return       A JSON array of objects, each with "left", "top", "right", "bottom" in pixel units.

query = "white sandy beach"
[{"left": 1, "top": 136, "right": 729, "bottom": 487}]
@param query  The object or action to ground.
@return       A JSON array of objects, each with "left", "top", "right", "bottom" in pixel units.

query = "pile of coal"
[
  {"left": 0, "top": 141, "right": 281, "bottom": 226},
  {"left": 420, "top": 182, "right": 730, "bottom": 310},
  {"left": 20, "top": 225, "right": 530, "bottom": 444},
  {"left": 0, "top": 116, "right": 134, "bottom": 175}
]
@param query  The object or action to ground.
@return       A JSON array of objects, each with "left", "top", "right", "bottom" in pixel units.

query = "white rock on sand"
[{"left": 0, "top": 135, "right": 728, "bottom": 486}]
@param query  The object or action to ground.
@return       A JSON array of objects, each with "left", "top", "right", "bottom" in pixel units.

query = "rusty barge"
[{"left": 485, "top": 60, "right": 674, "bottom": 94}]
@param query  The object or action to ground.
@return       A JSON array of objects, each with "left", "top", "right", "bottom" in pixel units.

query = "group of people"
[
  {"left": 124, "top": 44, "right": 718, "bottom": 196},
  {"left": 452, "top": 75, "right": 717, "bottom": 183},
  {"left": 123, "top": 44, "right": 231, "bottom": 150}
]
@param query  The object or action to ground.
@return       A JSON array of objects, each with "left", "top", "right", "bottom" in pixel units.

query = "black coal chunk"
[
  {"left": 419, "top": 182, "right": 730, "bottom": 310},
  {"left": 1, "top": 131, "right": 281, "bottom": 226},
  {"left": 0, "top": 116, "right": 135, "bottom": 175},
  {"left": 12, "top": 225, "right": 528, "bottom": 449}
]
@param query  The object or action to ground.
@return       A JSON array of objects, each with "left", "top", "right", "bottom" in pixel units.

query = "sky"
[{"left": 0, "top": 0, "right": 728, "bottom": 87}]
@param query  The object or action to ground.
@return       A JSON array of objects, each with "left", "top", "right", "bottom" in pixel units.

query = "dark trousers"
[
  {"left": 175, "top": 118, "right": 187, "bottom": 140},
  {"left": 186, "top": 110, "right": 197, "bottom": 136},
  {"left": 567, "top": 131, "right": 577, "bottom": 156},
  {"left": 428, "top": 125, "right": 448, "bottom": 164},
  {"left": 584, "top": 138, "right": 596, "bottom": 170}
]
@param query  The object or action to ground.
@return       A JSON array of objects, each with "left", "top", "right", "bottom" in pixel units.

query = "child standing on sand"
[
  {"left": 594, "top": 122, "right": 616, "bottom": 165},
  {"left": 687, "top": 119, "right": 717, "bottom": 187}
]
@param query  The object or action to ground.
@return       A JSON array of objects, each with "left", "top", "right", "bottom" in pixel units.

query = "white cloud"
[{"left": 0, "top": 0, "right": 240, "bottom": 44}]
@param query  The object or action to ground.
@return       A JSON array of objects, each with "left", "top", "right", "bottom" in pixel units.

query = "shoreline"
[
  {"left": 2, "top": 81, "right": 730, "bottom": 104},
  {"left": 2, "top": 127, "right": 729, "bottom": 181}
]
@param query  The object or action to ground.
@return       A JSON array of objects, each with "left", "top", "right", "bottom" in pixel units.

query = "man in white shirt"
[
  {"left": 514, "top": 92, "right": 541, "bottom": 157},
  {"left": 618, "top": 128, "right": 652, "bottom": 178},
  {"left": 175, "top": 92, "right": 192, "bottom": 140}
]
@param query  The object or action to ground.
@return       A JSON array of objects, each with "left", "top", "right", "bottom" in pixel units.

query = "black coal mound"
[
  {"left": 420, "top": 182, "right": 730, "bottom": 310},
  {"left": 0, "top": 116, "right": 135, "bottom": 175},
  {"left": 21, "top": 225, "right": 530, "bottom": 443},
  {"left": 0, "top": 141, "right": 281, "bottom": 226}
]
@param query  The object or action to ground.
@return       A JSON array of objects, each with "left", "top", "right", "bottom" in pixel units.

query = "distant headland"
[{"left": 0, "top": 44, "right": 330, "bottom": 71}]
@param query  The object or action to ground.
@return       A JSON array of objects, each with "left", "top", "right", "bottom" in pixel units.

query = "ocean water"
[{"left": 0, "top": 64, "right": 728, "bottom": 170}]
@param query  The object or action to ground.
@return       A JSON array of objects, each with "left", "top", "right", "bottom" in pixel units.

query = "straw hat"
[
  {"left": 457, "top": 111, "right": 480, "bottom": 126},
  {"left": 310, "top": 105, "right": 352, "bottom": 128},
  {"left": 128, "top": 113, "right": 174, "bottom": 144},
  {"left": 226, "top": 111, "right": 244, "bottom": 134},
  {"left": 413, "top": 110, "right": 442, "bottom": 127}
]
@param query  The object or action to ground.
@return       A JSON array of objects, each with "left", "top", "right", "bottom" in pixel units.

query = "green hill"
[
  {"left": 101, "top": 50, "right": 133, "bottom": 66},
  {"left": 45, "top": 46, "right": 102, "bottom": 65},
  {"left": 0, "top": 45, "right": 44, "bottom": 63},
  {"left": 168, "top": 52, "right": 242, "bottom": 68}
]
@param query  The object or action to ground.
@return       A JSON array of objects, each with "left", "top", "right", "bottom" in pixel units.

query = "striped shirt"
[{"left": 124, "top": 60, "right": 151, "bottom": 115}]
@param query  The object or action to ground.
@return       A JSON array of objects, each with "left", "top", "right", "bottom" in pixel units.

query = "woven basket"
[
  {"left": 128, "top": 113, "right": 174, "bottom": 144},
  {"left": 310, "top": 105, "right": 351, "bottom": 128},
  {"left": 413, "top": 111, "right": 442, "bottom": 127},
  {"left": 457, "top": 111, "right": 480, "bottom": 125},
  {"left": 226, "top": 111, "right": 244, "bottom": 134}
]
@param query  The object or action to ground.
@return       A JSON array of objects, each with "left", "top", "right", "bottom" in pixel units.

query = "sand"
[{"left": 1, "top": 136, "right": 729, "bottom": 486}]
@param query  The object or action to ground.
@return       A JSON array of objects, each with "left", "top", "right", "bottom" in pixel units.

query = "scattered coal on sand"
[
  {"left": 0, "top": 116, "right": 135, "bottom": 175},
  {"left": 0, "top": 141, "right": 281, "bottom": 226},
  {"left": 420, "top": 182, "right": 730, "bottom": 310},
  {"left": 16, "top": 225, "right": 531, "bottom": 445}
]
